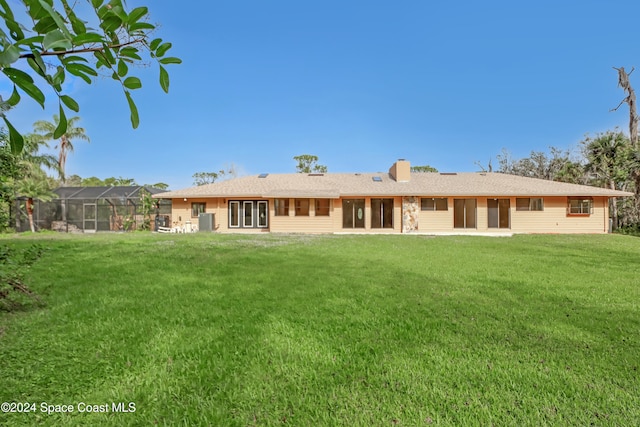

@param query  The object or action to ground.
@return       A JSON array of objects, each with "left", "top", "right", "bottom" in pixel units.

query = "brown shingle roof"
[{"left": 154, "top": 172, "right": 633, "bottom": 199}]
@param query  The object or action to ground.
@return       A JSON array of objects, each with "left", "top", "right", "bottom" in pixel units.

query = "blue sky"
[{"left": 6, "top": 0, "right": 640, "bottom": 190}]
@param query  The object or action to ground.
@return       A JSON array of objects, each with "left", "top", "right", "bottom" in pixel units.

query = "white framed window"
[
  {"left": 229, "top": 200, "right": 268, "bottom": 228},
  {"left": 568, "top": 198, "right": 593, "bottom": 215},
  {"left": 243, "top": 201, "right": 254, "bottom": 227},
  {"left": 258, "top": 201, "right": 268, "bottom": 227}
]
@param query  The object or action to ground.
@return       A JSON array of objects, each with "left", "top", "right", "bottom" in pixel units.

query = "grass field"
[{"left": 0, "top": 232, "right": 639, "bottom": 426}]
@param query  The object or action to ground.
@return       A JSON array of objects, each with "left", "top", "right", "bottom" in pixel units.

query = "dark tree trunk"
[{"left": 613, "top": 66, "right": 640, "bottom": 221}]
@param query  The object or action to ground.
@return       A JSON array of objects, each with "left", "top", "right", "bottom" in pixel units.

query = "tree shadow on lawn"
[{"left": 202, "top": 259, "right": 640, "bottom": 425}]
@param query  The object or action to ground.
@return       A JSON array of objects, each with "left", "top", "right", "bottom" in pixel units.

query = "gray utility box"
[{"left": 198, "top": 213, "right": 215, "bottom": 232}]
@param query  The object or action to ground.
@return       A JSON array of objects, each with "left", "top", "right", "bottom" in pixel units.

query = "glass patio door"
[
  {"left": 453, "top": 199, "right": 477, "bottom": 229},
  {"left": 488, "top": 199, "right": 510, "bottom": 229},
  {"left": 371, "top": 198, "right": 394, "bottom": 228},
  {"left": 342, "top": 199, "right": 365, "bottom": 228},
  {"left": 83, "top": 203, "right": 96, "bottom": 232}
]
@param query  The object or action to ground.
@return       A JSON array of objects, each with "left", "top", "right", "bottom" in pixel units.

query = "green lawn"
[{"left": 1, "top": 233, "right": 639, "bottom": 426}]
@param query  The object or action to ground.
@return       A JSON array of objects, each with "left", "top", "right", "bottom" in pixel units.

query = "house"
[{"left": 153, "top": 160, "right": 633, "bottom": 234}]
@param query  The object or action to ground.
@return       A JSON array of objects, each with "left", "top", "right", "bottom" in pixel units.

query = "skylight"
[
  {"left": 258, "top": 173, "right": 269, "bottom": 178},
  {"left": 372, "top": 176, "right": 382, "bottom": 182}
]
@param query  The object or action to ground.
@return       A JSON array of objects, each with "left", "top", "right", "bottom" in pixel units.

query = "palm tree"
[
  {"left": 17, "top": 168, "right": 56, "bottom": 232},
  {"left": 582, "top": 131, "right": 633, "bottom": 229},
  {"left": 32, "top": 115, "right": 90, "bottom": 182},
  {"left": 1, "top": 133, "right": 59, "bottom": 231}
]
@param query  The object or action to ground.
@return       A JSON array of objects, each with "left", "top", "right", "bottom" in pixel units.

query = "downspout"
[{"left": 603, "top": 197, "right": 607, "bottom": 233}]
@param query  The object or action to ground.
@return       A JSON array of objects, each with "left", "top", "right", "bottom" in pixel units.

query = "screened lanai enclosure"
[{"left": 13, "top": 186, "right": 171, "bottom": 233}]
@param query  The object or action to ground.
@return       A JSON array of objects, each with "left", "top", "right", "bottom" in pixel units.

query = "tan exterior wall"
[
  {"left": 510, "top": 196, "right": 608, "bottom": 234},
  {"left": 269, "top": 197, "right": 402, "bottom": 233},
  {"left": 269, "top": 198, "right": 335, "bottom": 233},
  {"left": 170, "top": 198, "right": 225, "bottom": 231},
  {"left": 169, "top": 195, "right": 611, "bottom": 234},
  {"left": 477, "top": 198, "right": 488, "bottom": 232},
  {"left": 415, "top": 196, "right": 609, "bottom": 234},
  {"left": 331, "top": 198, "right": 343, "bottom": 231}
]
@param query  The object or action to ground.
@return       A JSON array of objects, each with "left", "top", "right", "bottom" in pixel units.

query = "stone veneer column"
[{"left": 402, "top": 197, "right": 419, "bottom": 233}]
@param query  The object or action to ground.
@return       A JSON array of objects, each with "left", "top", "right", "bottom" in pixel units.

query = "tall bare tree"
[
  {"left": 612, "top": 66, "right": 640, "bottom": 220},
  {"left": 612, "top": 67, "right": 638, "bottom": 147}
]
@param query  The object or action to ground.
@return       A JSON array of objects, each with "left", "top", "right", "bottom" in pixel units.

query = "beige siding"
[
  {"left": 331, "top": 198, "right": 343, "bottom": 230},
  {"left": 417, "top": 197, "right": 485, "bottom": 232},
  {"left": 511, "top": 196, "right": 608, "bottom": 234},
  {"left": 392, "top": 197, "right": 403, "bottom": 233},
  {"left": 414, "top": 196, "right": 610, "bottom": 234},
  {"left": 171, "top": 198, "right": 224, "bottom": 230},
  {"left": 476, "top": 198, "right": 488, "bottom": 231},
  {"left": 419, "top": 210, "right": 451, "bottom": 231},
  {"left": 269, "top": 198, "right": 335, "bottom": 233}
]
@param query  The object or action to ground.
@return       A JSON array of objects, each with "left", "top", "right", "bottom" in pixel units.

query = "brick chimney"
[{"left": 389, "top": 159, "right": 411, "bottom": 182}]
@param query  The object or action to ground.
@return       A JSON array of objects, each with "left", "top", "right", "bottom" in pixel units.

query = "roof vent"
[
  {"left": 440, "top": 172, "right": 457, "bottom": 176},
  {"left": 372, "top": 176, "right": 382, "bottom": 182},
  {"left": 258, "top": 173, "right": 269, "bottom": 178}
]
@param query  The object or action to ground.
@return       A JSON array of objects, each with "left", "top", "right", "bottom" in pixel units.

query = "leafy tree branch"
[{"left": 0, "top": 0, "right": 181, "bottom": 154}]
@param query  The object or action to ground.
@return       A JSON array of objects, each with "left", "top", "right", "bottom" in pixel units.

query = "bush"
[
  {"left": 615, "top": 224, "right": 640, "bottom": 237},
  {"left": 0, "top": 244, "right": 45, "bottom": 311}
]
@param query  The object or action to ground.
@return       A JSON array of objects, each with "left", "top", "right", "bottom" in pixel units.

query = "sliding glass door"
[
  {"left": 371, "top": 198, "right": 394, "bottom": 228},
  {"left": 342, "top": 199, "right": 365, "bottom": 228},
  {"left": 488, "top": 199, "right": 510, "bottom": 229},
  {"left": 453, "top": 199, "right": 476, "bottom": 229}
]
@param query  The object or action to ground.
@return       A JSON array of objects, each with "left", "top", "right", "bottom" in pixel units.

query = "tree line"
[
  {"left": 487, "top": 129, "right": 638, "bottom": 230},
  {"left": 0, "top": 116, "right": 167, "bottom": 232}
]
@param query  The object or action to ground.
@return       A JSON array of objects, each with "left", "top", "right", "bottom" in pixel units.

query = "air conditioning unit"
[{"left": 198, "top": 213, "right": 214, "bottom": 232}]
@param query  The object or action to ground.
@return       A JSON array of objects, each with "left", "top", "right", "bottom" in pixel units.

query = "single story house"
[{"left": 153, "top": 160, "right": 633, "bottom": 234}]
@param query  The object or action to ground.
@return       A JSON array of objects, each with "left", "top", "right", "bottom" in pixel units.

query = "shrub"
[
  {"left": 615, "top": 224, "right": 640, "bottom": 237},
  {"left": 0, "top": 244, "right": 45, "bottom": 311}
]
